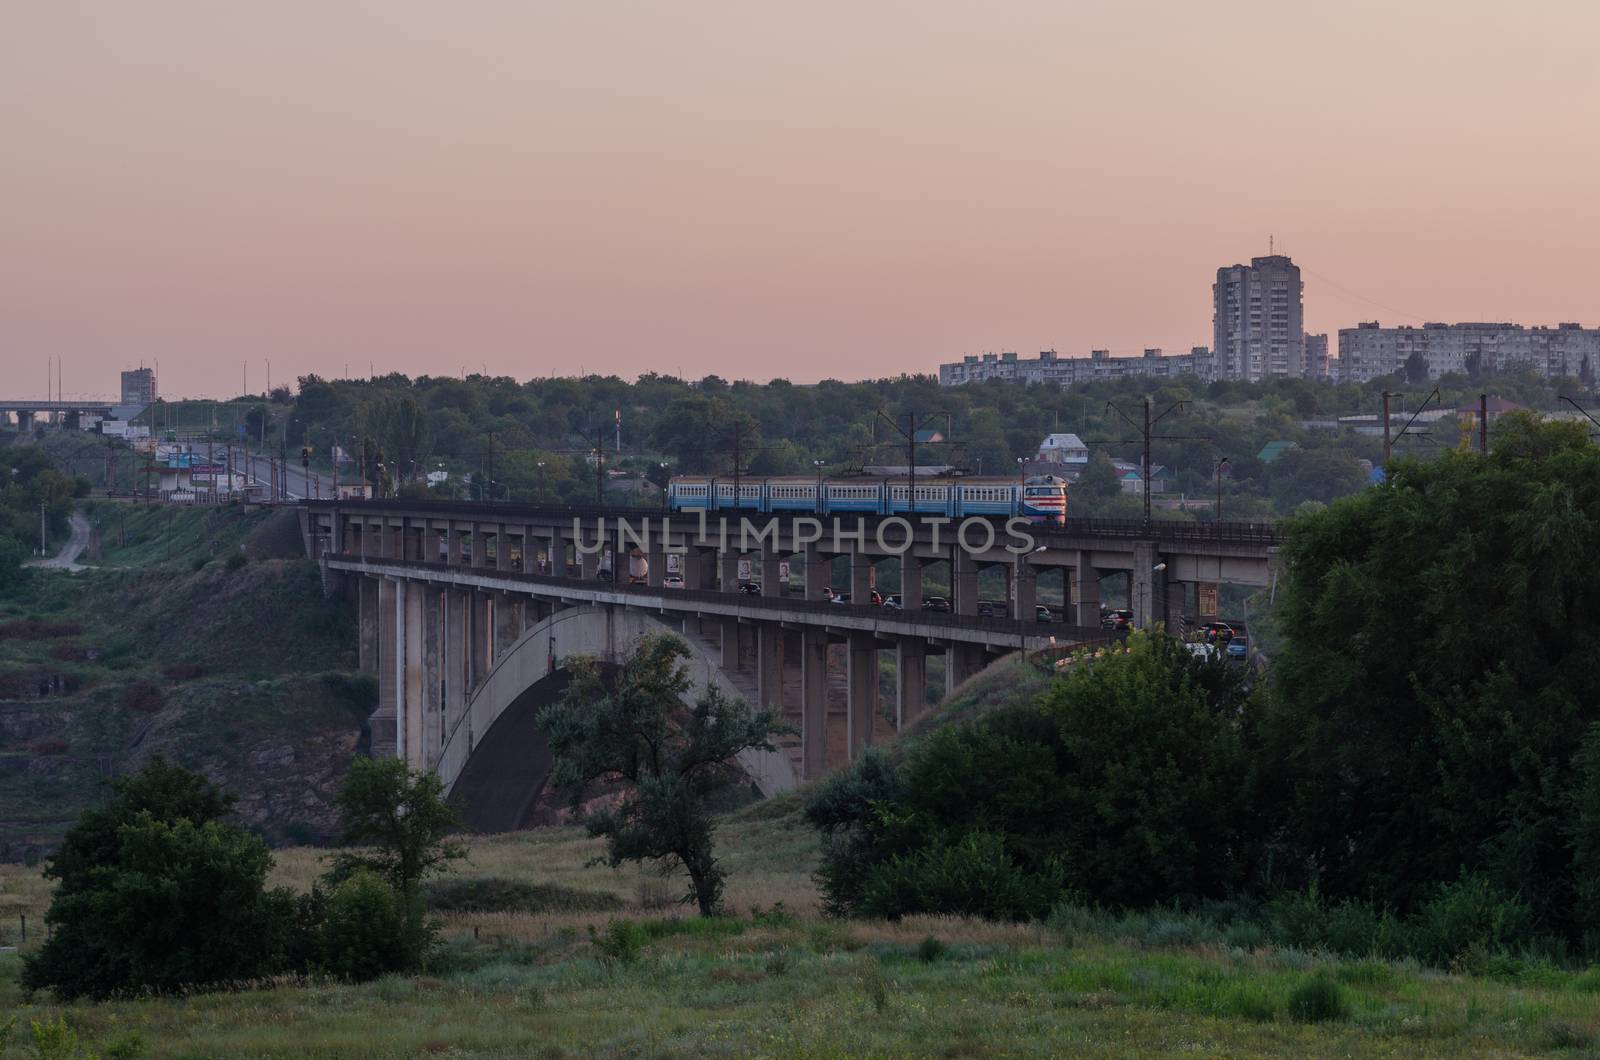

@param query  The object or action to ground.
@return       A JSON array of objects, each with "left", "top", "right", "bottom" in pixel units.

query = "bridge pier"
[
  {"left": 848, "top": 633, "right": 877, "bottom": 759},
  {"left": 373, "top": 578, "right": 399, "bottom": 757},
  {"left": 756, "top": 621, "right": 783, "bottom": 713},
  {"left": 1011, "top": 558, "right": 1037, "bottom": 620},
  {"left": 900, "top": 554, "right": 922, "bottom": 610},
  {"left": 944, "top": 640, "right": 983, "bottom": 695},
  {"left": 848, "top": 543, "right": 872, "bottom": 603},
  {"left": 896, "top": 638, "right": 926, "bottom": 730},
  {"left": 800, "top": 628, "right": 829, "bottom": 779},
  {"left": 358, "top": 577, "right": 379, "bottom": 673},
  {"left": 953, "top": 550, "right": 979, "bottom": 615},
  {"left": 445, "top": 587, "right": 469, "bottom": 755},
  {"left": 1074, "top": 552, "right": 1102, "bottom": 626}
]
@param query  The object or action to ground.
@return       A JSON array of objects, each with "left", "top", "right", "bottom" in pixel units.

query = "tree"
[
  {"left": 1073, "top": 452, "right": 1122, "bottom": 508},
  {"left": 327, "top": 756, "right": 465, "bottom": 896},
  {"left": 1403, "top": 349, "right": 1431, "bottom": 384},
  {"left": 539, "top": 632, "right": 788, "bottom": 915},
  {"left": 22, "top": 757, "right": 295, "bottom": 999},
  {"left": 1261, "top": 415, "right": 1600, "bottom": 930}
]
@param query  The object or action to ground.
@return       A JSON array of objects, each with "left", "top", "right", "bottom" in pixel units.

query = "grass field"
[{"left": 5, "top": 797, "right": 1600, "bottom": 1058}]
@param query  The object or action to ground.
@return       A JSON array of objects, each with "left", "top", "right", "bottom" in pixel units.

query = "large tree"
[
  {"left": 1261, "top": 414, "right": 1600, "bottom": 934},
  {"left": 539, "top": 632, "right": 786, "bottom": 915}
]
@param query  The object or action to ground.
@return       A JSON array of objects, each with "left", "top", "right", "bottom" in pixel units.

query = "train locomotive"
[{"left": 666, "top": 473, "right": 1069, "bottom": 524}]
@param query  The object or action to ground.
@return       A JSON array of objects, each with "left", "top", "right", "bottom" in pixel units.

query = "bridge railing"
[
  {"left": 327, "top": 553, "right": 1126, "bottom": 646},
  {"left": 304, "top": 497, "right": 1281, "bottom": 545}
]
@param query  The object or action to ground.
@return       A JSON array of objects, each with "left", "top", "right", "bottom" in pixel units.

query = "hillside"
[{"left": 0, "top": 503, "right": 366, "bottom": 860}]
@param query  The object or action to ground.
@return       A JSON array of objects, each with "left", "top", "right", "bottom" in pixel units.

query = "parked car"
[
  {"left": 663, "top": 573, "right": 684, "bottom": 588},
  {"left": 831, "top": 592, "right": 850, "bottom": 605},
  {"left": 738, "top": 582, "right": 762, "bottom": 596},
  {"left": 868, "top": 589, "right": 884, "bottom": 606},
  {"left": 1226, "top": 637, "right": 1248, "bottom": 660},
  {"left": 1101, "top": 608, "right": 1132, "bottom": 630},
  {"left": 1035, "top": 605, "right": 1054, "bottom": 622},
  {"left": 1187, "top": 642, "right": 1220, "bottom": 661},
  {"left": 884, "top": 593, "right": 903, "bottom": 610},
  {"left": 1200, "top": 621, "right": 1236, "bottom": 643},
  {"left": 922, "top": 596, "right": 953, "bottom": 613},
  {"left": 977, "top": 600, "right": 1000, "bottom": 617}
]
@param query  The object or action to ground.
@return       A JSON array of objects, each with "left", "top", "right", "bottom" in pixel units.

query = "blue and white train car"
[{"left": 665, "top": 473, "right": 1068, "bottom": 523}]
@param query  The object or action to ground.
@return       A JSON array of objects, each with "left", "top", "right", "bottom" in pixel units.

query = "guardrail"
[{"left": 325, "top": 553, "right": 1126, "bottom": 646}]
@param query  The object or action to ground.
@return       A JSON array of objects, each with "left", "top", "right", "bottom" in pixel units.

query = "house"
[
  {"left": 1113, "top": 461, "right": 1168, "bottom": 494},
  {"left": 1036, "top": 433, "right": 1089, "bottom": 466},
  {"left": 1257, "top": 440, "right": 1298, "bottom": 463},
  {"left": 912, "top": 428, "right": 945, "bottom": 444},
  {"left": 1454, "top": 396, "right": 1526, "bottom": 422}
]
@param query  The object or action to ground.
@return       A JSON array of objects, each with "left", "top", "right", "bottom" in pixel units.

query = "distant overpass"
[
  {"left": 2, "top": 398, "right": 123, "bottom": 430},
  {"left": 301, "top": 498, "right": 1278, "bottom": 827}
]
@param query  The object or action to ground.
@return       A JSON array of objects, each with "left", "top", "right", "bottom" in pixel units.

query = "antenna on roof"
[{"left": 1269, "top": 233, "right": 1274, "bottom": 255}]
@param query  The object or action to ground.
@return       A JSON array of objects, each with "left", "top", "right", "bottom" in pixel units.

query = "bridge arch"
[{"left": 439, "top": 605, "right": 799, "bottom": 832}]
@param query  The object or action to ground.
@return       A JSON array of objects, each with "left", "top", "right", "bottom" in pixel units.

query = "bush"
[
  {"left": 318, "top": 870, "right": 429, "bottom": 981},
  {"left": 1408, "top": 876, "right": 1532, "bottom": 970},
  {"left": 1287, "top": 973, "right": 1349, "bottom": 1023},
  {"left": 859, "top": 830, "right": 1068, "bottom": 922},
  {"left": 22, "top": 757, "right": 295, "bottom": 1000},
  {"left": 915, "top": 936, "right": 947, "bottom": 963},
  {"left": 589, "top": 918, "right": 646, "bottom": 967},
  {"left": 225, "top": 553, "right": 248, "bottom": 571},
  {"left": 122, "top": 680, "right": 165, "bottom": 714},
  {"left": 162, "top": 663, "right": 204, "bottom": 681},
  {"left": 422, "top": 877, "right": 623, "bottom": 915}
]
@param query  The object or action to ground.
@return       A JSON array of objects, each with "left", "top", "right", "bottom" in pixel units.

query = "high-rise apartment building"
[
  {"left": 1304, "top": 333, "right": 1330, "bottom": 379},
  {"left": 120, "top": 367, "right": 157, "bottom": 406},
  {"left": 1213, "top": 255, "right": 1305, "bottom": 380}
]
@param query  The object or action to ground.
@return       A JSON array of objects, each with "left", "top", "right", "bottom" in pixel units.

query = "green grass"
[{"left": 4, "top": 813, "right": 1600, "bottom": 1057}]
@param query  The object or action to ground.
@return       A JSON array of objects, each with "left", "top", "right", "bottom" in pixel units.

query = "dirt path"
[{"left": 27, "top": 510, "right": 91, "bottom": 571}]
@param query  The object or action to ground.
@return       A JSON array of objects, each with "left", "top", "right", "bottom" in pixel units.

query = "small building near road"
[{"left": 1036, "top": 433, "right": 1089, "bottom": 467}]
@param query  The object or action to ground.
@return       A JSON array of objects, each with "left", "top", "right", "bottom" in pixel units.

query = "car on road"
[
  {"left": 868, "top": 589, "right": 884, "bottom": 606},
  {"left": 977, "top": 601, "right": 1001, "bottom": 617},
  {"left": 884, "top": 594, "right": 903, "bottom": 610},
  {"left": 1226, "top": 637, "right": 1248, "bottom": 660},
  {"left": 1200, "top": 621, "right": 1236, "bottom": 643},
  {"left": 1101, "top": 609, "right": 1132, "bottom": 631},
  {"left": 1035, "top": 605, "right": 1054, "bottom": 622},
  {"left": 663, "top": 574, "right": 684, "bottom": 589},
  {"left": 922, "top": 596, "right": 953, "bottom": 613},
  {"left": 1187, "top": 642, "right": 1220, "bottom": 661},
  {"left": 831, "top": 592, "right": 850, "bottom": 605},
  {"left": 738, "top": 582, "right": 762, "bottom": 596}
]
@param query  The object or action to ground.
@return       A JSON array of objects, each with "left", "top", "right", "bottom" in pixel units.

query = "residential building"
[
  {"left": 120, "top": 367, "right": 157, "bottom": 406},
  {"left": 1213, "top": 255, "right": 1305, "bottom": 380},
  {"left": 1337, "top": 321, "right": 1600, "bottom": 382},
  {"left": 939, "top": 347, "right": 1214, "bottom": 387},
  {"left": 1304, "top": 333, "right": 1330, "bottom": 379},
  {"left": 1036, "top": 433, "right": 1089, "bottom": 466}
]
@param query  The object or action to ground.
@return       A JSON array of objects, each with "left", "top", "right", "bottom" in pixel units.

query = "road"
[
  {"left": 242, "top": 453, "right": 324, "bottom": 501},
  {"left": 27, "top": 511, "right": 91, "bottom": 572}
]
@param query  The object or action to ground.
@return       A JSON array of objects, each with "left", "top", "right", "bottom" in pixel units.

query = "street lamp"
[
  {"left": 813, "top": 459, "right": 826, "bottom": 514},
  {"left": 659, "top": 462, "right": 670, "bottom": 512}
]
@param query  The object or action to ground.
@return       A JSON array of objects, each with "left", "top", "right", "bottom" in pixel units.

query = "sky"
[{"left": 4, "top": 1, "right": 1599, "bottom": 399}]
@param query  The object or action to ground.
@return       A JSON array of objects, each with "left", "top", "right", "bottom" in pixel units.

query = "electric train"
[{"left": 665, "top": 474, "right": 1069, "bottom": 524}]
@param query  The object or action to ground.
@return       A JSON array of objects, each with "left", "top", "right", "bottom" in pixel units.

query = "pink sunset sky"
[{"left": 4, "top": 1, "right": 1598, "bottom": 399}]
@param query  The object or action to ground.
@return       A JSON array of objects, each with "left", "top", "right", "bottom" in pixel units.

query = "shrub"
[
  {"left": 860, "top": 830, "right": 1068, "bottom": 922},
  {"left": 589, "top": 918, "right": 646, "bottom": 967},
  {"left": 22, "top": 757, "right": 295, "bottom": 1000},
  {"left": 162, "top": 663, "right": 204, "bottom": 681},
  {"left": 318, "top": 870, "right": 429, "bottom": 982},
  {"left": 422, "top": 877, "right": 623, "bottom": 915},
  {"left": 1287, "top": 973, "right": 1349, "bottom": 1023},
  {"left": 915, "top": 936, "right": 947, "bottom": 963},
  {"left": 1408, "top": 876, "right": 1532, "bottom": 970},
  {"left": 225, "top": 553, "right": 248, "bottom": 571}
]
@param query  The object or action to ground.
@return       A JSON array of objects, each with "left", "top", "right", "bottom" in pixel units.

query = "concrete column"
[
  {"left": 446, "top": 523, "right": 462, "bottom": 565},
  {"left": 761, "top": 549, "right": 782, "bottom": 596},
  {"left": 444, "top": 588, "right": 468, "bottom": 754},
  {"left": 849, "top": 545, "right": 872, "bottom": 603},
  {"left": 900, "top": 554, "right": 922, "bottom": 611},
  {"left": 952, "top": 550, "right": 979, "bottom": 615},
  {"left": 1164, "top": 577, "right": 1189, "bottom": 635},
  {"left": 578, "top": 531, "right": 603, "bottom": 579},
  {"left": 848, "top": 633, "right": 877, "bottom": 758},
  {"left": 494, "top": 592, "right": 521, "bottom": 660},
  {"left": 331, "top": 510, "right": 345, "bottom": 555},
  {"left": 548, "top": 536, "right": 568, "bottom": 577},
  {"left": 719, "top": 549, "right": 740, "bottom": 591},
  {"left": 896, "top": 638, "right": 926, "bottom": 730},
  {"left": 402, "top": 582, "right": 424, "bottom": 767},
  {"left": 1012, "top": 559, "right": 1038, "bottom": 620},
  {"left": 719, "top": 617, "right": 740, "bottom": 670},
  {"left": 358, "top": 576, "right": 380, "bottom": 673},
  {"left": 521, "top": 527, "right": 538, "bottom": 574},
  {"left": 945, "top": 640, "right": 982, "bottom": 695},
  {"left": 1132, "top": 541, "right": 1158, "bottom": 630},
  {"left": 687, "top": 548, "right": 716, "bottom": 590},
  {"left": 1074, "top": 552, "right": 1101, "bottom": 627},
  {"left": 803, "top": 545, "right": 829, "bottom": 601},
  {"left": 647, "top": 540, "right": 665, "bottom": 587},
  {"left": 757, "top": 622, "right": 783, "bottom": 711},
  {"left": 471, "top": 525, "right": 490, "bottom": 569},
  {"left": 800, "top": 629, "right": 829, "bottom": 779},
  {"left": 372, "top": 578, "right": 399, "bottom": 758},
  {"left": 419, "top": 587, "right": 442, "bottom": 767},
  {"left": 469, "top": 590, "right": 491, "bottom": 687}
]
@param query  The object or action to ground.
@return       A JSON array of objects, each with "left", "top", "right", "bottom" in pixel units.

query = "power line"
[{"left": 1300, "top": 264, "right": 1432, "bottom": 323}]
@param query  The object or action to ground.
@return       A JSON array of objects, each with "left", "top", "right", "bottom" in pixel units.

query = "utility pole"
[
  {"left": 1097, "top": 398, "right": 1202, "bottom": 526},
  {"left": 875, "top": 409, "right": 927, "bottom": 515},
  {"left": 1479, "top": 393, "right": 1489, "bottom": 454},
  {"left": 487, "top": 431, "right": 495, "bottom": 504},
  {"left": 1215, "top": 457, "right": 1229, "bottom": 521},
  {"left": 1382, "top": 391, "right": 1393, "bottom": 466},
  {"left": 39, "top": 503, "right": 46, "bottom": 556}
]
